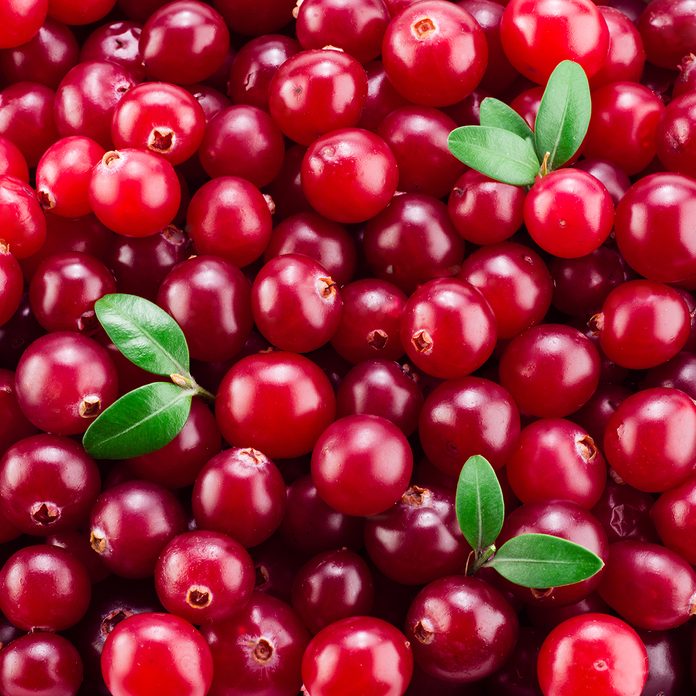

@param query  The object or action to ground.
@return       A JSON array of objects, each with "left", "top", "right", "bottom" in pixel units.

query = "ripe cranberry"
[
  {"left": 252, "top": 535, "right": 307, "bottom": 604},
  {"left": 203, "top": 591, "right": 309, "bottom": 696},
  {"left": 54, "top": 61, "right": 136, "bottom": 149},
  {"left": 599, "top": 541, "right": 696, "bottom": 630},
  {"left": 102, "top": 613, "right": 213, "bottom": 696},
  {"left": 48, "top": 0, "right": 115, "bottom": 24},
  {"left": 0, "top": 244, "right": 22, "bottom": 327},
  {"left": 483, "top": 626, "right": 544, "bottom": 696},
  {"left": 642, "top": 352, "right": 696, "bottom": 399},
  {"left": 81, "top": 20, "right": 144, "bottom": 80},
  {"left": 651, "top": 475, "right": 696, "bottom": 564},
  {"left": 0, "top": 632, "right": 83, "bottom": 696},
  {"left": 639, "top": 629, "right": 692, "bottom": 695},
  {"left": 186, "top": 84, "right": 230, "bottom": 122},
  {"left": 358, "top": 61, "right": 410, "bottom": 131},
  {"left": 603, "top": 387, "right": 696, "bottom": 492},
  {"left": 524, "top": 169, "right": 614, "bottom": 259},
  {"left": 499, "top": 324, "right": 600, "bottom": 417},
  {"left": 407, "top": 576, "right": 518, "bottom": 682},
  {"left": 46, "top": 529, "right": 110, "bottom": 583},
  {"left": 448, "top": 170, "right": 525, "bottom": 245},
  {"left": 311, "top": 414, "right": 413, "bottom": 516},
  {"left": 0, "top": 369, "right": 35, "bottom": 455},
  {"left": 525, "top": 593, "right": 612, "bottom": 634},
  {"left": 383, "top": 1, "right": 487, "bottom": 106},
  {"left": 0, "top": 544, "right": 90, "bottom": 630},
  {"left": 500, "top": 0, "right": 609, "bottom": 83},
  {"left": 0, "top": 135, "right": 29, "bottom": 182},
  {"left": 304, "top": 616, "right": 413, "bottom": 695},
  {"left": 590, "top": 7, "right": 645, "bottom": 88},
  {"left": 638, "top": 0, "right": 696, "bottom": 69},
  {"left": 537, "top": 613, "right": 648, "bottom": 696},
  {"left": 157, "top": 256, "right": 252, "bottom": 362},
  {"left": 0, "top": 0, "right": 48, "bottom": 49},
  {"left": 199, "top": 105, "right": 284, "bottom": 187},
  {"left": 574, "top": 159, "right": 631, "bottom": 207},
  {"left": 301, "top": 128, "right": 398, "bottom": 223},
  {"left": 591, "top": 480, "right": 658, "bottom": 545},
  {"left": 212, "top": 0, "right": 295, "bottom": 35},
  {"left": 657, "top": 92, "right": 696, "bottom": 178},
  {"left": 216, "top": 352, "right": 336, "bottom": 459},
  {"left": 89, "top": 481, "right": 187, "bottom": 579},
  {"left": 15, "top": 332, "right": 118, "bottom": 434},
  {"left": 0, "top": 434, "right": 100, "bottom": 534},
  {"left": 0, "top": 175, "right": 46, "bottom": 259},
  {"left": 267, "top": 143, "right": 311, "bottom": 220},
  {"left": 512, "top": 417, "right": 604, "bottom": 509},
  {"left": 674, "top": 53, "right": 696, "bottom": 97}
]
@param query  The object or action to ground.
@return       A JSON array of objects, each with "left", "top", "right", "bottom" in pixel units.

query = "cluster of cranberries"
[{"left": 0, "top": 0, "right": 695, "bottom": 694}]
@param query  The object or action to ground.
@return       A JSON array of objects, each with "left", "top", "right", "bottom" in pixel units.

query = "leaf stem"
[
  {"left": 470, "top": 544, "right": 496, "bottom": 575},
  {"left": 170, "top": 373, "right": 216, "bottom": 401}
]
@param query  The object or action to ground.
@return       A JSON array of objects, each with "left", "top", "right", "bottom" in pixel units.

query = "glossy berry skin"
[
  {"left": 311, "top": 414, "right": 413, "bottom": 517},
  {"left": 537, "top": 613, "right": 648, "bottom": 696},
  {"left": 500, "top": 0, "right": 609, "bottom": 83},
  {"left": 598, "top": 541, "right": 696, "bottom": 630},
  {"left": 251, "top": 254, "right": 343, "bottom": 353},
  {"left": 657, "top": 92, "right": 696, "bottom": 179},
  {"left": 89, "top": 481, "right": 187, "bottom": 579},
  {"left": 269, "top": 49, "right": 368, "bottom": 146},
  {"left": 186, "top": 176, "right": 272, "bottom": 268},
  {"left": 0, "top": 632, "right": 83, "bottom": 696},
  {"left": 499, "top": 324, "right": 600, "bottom": 418},
  {"left": 292, "top": 549, "right": 374, "bottom": 634},
  {"left": 591, "top": 480, "right": 658, "bottom": 545},
  {"left": 0, "top": 135, "right": 29, "bottom": 181},
  {"left": 382, "top": 1, "right": 487, "bottom": 106},
  {"left": 419, "top": 376, "right": 520, "bottom": 474},
  {"left": 615, "top": 174, "right": 696, "bottom": 284},
  {"left": 193, "top": 447, "right": 286, "bottom": 548},
  {"left": 359, "top": 61, "right": 409, "bottom": 131},
  {"left": 111, "top": 82, "right": 206, "bottom": 165},
  {"left": 102, "top": 613, "right": 213, "bottom": 696},
  {"left": 202, "top": 592, "right": 310, "bottom": 696},
  {"left": 0, "top": 434, "right": 99, "bottom": 535},
  {"left": 0, "top": 244, "right": 22, "bottom": 326},
  {"left": 48, "top": 0, "right": 116, "bottom": 24},
  {"left": 524, "top": 170, "right": 614, "bottom": 259},
  {"left": 595, "top": 280, "right": 690, "bottom": 369},
  {"left": 638, "top": 0, "right": 696, "bottom": 69},
  {"left": 0, "top": 0, "right": 48, "bottom": 49},
  {"left": 80, "top": 20, "right": 145, "bottom": 79},
  {"left": 216, "top": 352, "right": 336, "bottom": 459},
  {"left": 0, "top": 369, "right": 36, "bottom": 455},
  {"left": 401, "top": 278, "right": 496, "bottom": 379},
  {"left": 590, "top": 7, "right": 645, "bottom": 88},
  {"left": 603, "top": 387, "right": 696, "bottom": 492},
  {"left": 406, "top": 576, "right": 518, "bottom": 682},
  {"left": 140, "top": 1, "right": 229, "bottom": 84},
  {"left": 652, "top": 475, "right": 696, "bottom": 564},
  {"left": 157, "top": 256, "right": 252, "bottom": 363},
  {"left": 365, "top": 485, "right": 469, "bottom": 585},
  {"left": 507, "top": 419, "right": 606, "bottom": 510},
  {"left": 448, "top": 170, "right": 525, "bottom": 245},
  {"left": 155, "top": 531, "right": 254, "bottom": 625},
  {"left": 0, "top": 175, "right": 46, "bottom": 259},
  {"left": 574, "top": 159, "right": 630, "bottom": 207},
  {"left": 0, "top": 544, "right": 91, "bottom": 630},
  {"left": 301, "top": 128, "right": 398, "bottom": 223},
  {"left": 303, "top": 616, "right": 413, "bottom": 696},
  {"left": 15, "top": 332, "right": 118, "bottom": 435}
]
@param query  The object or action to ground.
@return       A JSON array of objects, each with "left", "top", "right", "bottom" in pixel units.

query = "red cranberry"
[
  {"left": 186, "top": 84, "right": 230, "bottom": 122},
  {"left": 212, "top": 0, "right": 295, "bottom": 35},
  {"left": 0, "top": 369, "right": 35, "bottom": 455},
  {"left": 638, "top": 628, "right": 692, "bottom": 696},
  {"left": 657, "top": 92, "right": 696, "bottom": 178},
  {"left": 574, "top": 159, "right": 631, "bottom": 206},
  {"left": 0, "top": 244, "right": 22, "bottom": 327},
  {"left": 651, "top": 475, "right": 696, "bottom": 564},
  {"left": 358, "top": 60, "right": 410, "bottom": 131},
  {"left": 102, "top": 613, "right": 213, "bottom": 696},
  {"left": 0, "top": 0, "right": 48, "bottom": 49},
  {"left": 591, "top": 480, "right": 658, "bottom": 545},
  {"left": 0, "top": 175, "right": 46, "bottom": 259},
  {"left": 0, "top": 135, "right": 28, "bottom": 182},
  {"left": 251, "top": 535, "right": 306, "bottom": 604},
  {"left": 48, "top": 0, "right": 115, "bottom": 24},
  {"left": 80, "top": 20, "right": 144, "bottom": 80},
  {"left": 674, "top": 53, "right": 696, "bottom": 97},
  {"left": 638, "top": 0, "right": 696, "bottom": 69},
  {"left": 46, "top": 529, "right": 110, "bottom": 583}
]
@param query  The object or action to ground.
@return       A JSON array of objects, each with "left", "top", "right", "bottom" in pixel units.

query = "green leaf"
[
  {"left": 448, "top": 126, "right": 540, "bottom": 186},
  {"left": 534, "top": 60, "right": 591, "bottom": 171},
  {"left": 95, "top": 294, "right": 190, "bottom": 377},
  {"left": 83, "top": 382, "right": 193, "bottom": 459},
  {"left": 489, "top": 533, "right": 605, "bottom": 589},
  {"left": 479, "top": 98, "right": 534, "bottom": 141},
  {"left": 455, "top": 455, "right": 505, "bottom": 553}
]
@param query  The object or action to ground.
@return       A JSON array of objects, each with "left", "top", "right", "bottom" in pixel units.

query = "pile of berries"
[{"left": 0, "top": 0, "right": 696, "bottom": 694}]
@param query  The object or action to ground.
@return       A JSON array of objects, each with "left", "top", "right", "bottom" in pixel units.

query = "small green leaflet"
[
  {"left": 456, "top": 455, "right": 504, "bottom": 552},
  {"left": 95, "top": 294, "right": 190, "bottom": 377},
  {"left": 488, "top": 533, "right": 605, "bottom": 589},
  {"left": 534, "top": 60, "right": 591, "bottom": 171},
  {"left": 448, "top": 126, "right": 540, "bottom": 186},
  {"left": 479, "top": 97, "right": 534, "bottom": 142},
  {"left": 82, "top": 382, "right": 194, "bottom": 460}
]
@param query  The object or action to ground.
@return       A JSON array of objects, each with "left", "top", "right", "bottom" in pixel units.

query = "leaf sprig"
[{"left": 447, "top": 60, "right": 591, "bottom": 187}]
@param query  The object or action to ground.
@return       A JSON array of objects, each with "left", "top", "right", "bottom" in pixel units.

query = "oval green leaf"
[
  {"left": 448, "top": 126, "right": 540, "bottom": 186},
  {"left": 533, "top": 60, "right": 591, "bottom": 171},
  {"left": 95, "top": 293, "right": 189, "bottom": 376},
  {"left": 83, "top": 382, "right": 193, "bottom": 460},
  {"left": 456, "top": 455, "right": 505, "bottom": 553},
  {"left": 479, "top": 97, "right": 534, "bottom": 141},
  {"left": 489, "top": 533, "right": 605, "bottom": 589}
]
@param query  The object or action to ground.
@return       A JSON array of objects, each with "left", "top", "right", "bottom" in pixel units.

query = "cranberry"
[
  {"left": 0, "top": 632, "right": 83, "bottom": 696},
  {"left": 483, "top": 626, "right": 544, "bottom": 696},
  {"left": 638, "top": 0, "right": 696, "bottom": 69},
  {"left": 0, "top": 369, "right": 35, "bottom": 455},
  {"left": 251, "top": 535, "right": 306, "bottom": 604},
  {"left": 603, "top": 387, "right": 696, "bottom": 492},
  {"left": 591, "top": 480, "right": 657, "bottom": 545},
  {"left": 537, "top": 613, "right": 648, "bottom": 696},
  {"left": 186, "top": 84, "right": 230, "bottom": 122},
  {"left": 0, "top": 175, "right": 46, "bottom": 259},
  {"left": 598, "top": 541, "right": 696, "bottom": 630},
  {"left": 657, "top": 91, "right": 696, "bottom": 178},
  {"left": 15, "top": 332, "right": 118, "bottom": 435},
  {"left": 406, "top": 576, "right": 518, "bottom": 682},
  {"left": 212, "top": 0, "right": 295, "bottom": 36},
  {"left": 651, "top": 475, "right": 696, "bottom": 564},
  {"left": 48, "top": 0, "right": 115, "bottom": 24},
  {"left": 89, "top": 481, "right": 187, "bottom": 579},
  {"left": 157, "top": 255, "right": 252, "bottom": 362},
  {"left": 0, "top": 544, "right": 91, "bottom": 630},
  {"left": 383, "top": 1, "right": 487, "bottom": 106},
  {"left": 216, "top": 352, "right": 336, "bottom": 459},
  {"left": 102, "top": 613, "right": 213, "bottom": 696},
  {"left": 0, "top": 244, "right": 22, "bottom": 327},
  {"left": 203, "top": 591, "right": 309, "bottom": 696},
  {"left": 0, "top": 135, "right": 29, "bottom": 182},
  {"left": 574, "top": 159, "right": 631, "bottom": 206},
  {"left": 638, "top": 628, "right": 692, "bottom": 696},
  {"left": 0, "top": 0, "right": 48, "bottom": 49},
  {"left": 47, "top": 529, "right": 110, "bottom": 583},
  {"left": 359, "top": 61, "right": 410, "bottom": 131},
  {"left": 80, "top": 21, "right": 144, "bottom": 80},
  {"left": 303, "top": 616, "right": 413, "bottom": 695},
  {"left": 674, "top": 53, "right": 696, "bottom": 97}
]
